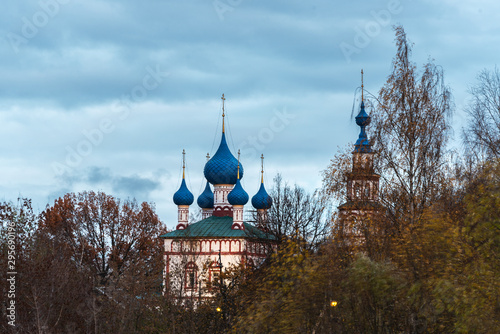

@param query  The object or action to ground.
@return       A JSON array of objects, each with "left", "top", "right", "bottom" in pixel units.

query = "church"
[
  {"left": 160, "top": 95, "right": 275, "bottom": 301},
  {"left": 161, "top": 74, "right": 382, "bottom": 301}
]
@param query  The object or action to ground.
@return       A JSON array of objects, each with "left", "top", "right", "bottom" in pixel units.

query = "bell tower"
[{"left": 338, "top": 70, "right": 381, "bottom": 242}]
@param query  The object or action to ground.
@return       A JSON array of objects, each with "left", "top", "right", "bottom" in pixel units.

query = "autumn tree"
[
  {"left": 232, "top": 239, "right": 328, "bottom": 333},
  {"left": 262, "top": 174, "right": 329, "bottom": 251},
  {"left": 427, "top": 159, "right": 500, "bottom": 333},
  {"left": 373, "top": 25, "right": 452, "bottom": 232},
  {"left": 366, "top": 25, "right": 453, "bottom": 332},
  {"left": 1, "top": 198, "right": 96, "bottom": 333},
  {"left": 0, "top": 198, "right": 36, "bottom": 250},
  {"left": 37, "top": 191, "right": 167, "bottom": 333},
  {"left": 463, "top": 67, "right": 500, "bottom": 160},
  {"left": 1, "top": 198, "right": 37, "bottom": 333}
]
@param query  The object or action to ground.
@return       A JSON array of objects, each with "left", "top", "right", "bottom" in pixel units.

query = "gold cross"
[
  {"left": 221, "top": 94, "right": 226, "bottom": 133},
  {"left": 221, "top": 94, "right": 225, "bottom": 117}
]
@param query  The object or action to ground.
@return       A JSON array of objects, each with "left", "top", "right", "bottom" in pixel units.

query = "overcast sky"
[{"left": 1, "top": 0, "right": 498, "bottom": 229}]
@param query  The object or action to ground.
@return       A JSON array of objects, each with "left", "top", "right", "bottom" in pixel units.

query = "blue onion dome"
[
  {"left": 252, "top": 183, "right": 272, "bottom": 209},
  {"left": 204, "top": 132, "right": 244, "bottom": 185},
  {"left": 197, "top": 181, "right": 214, "bottom": 209},
  {"left": 173, "top": 179, "right": 194, "bottom": 206},
  {"left": 228, "top": 178, "right": 249, "bottom": 206},
  {"left": 355, "top": 101, "right": 371, "bottom": 127},
  {"left": 354, "top": 101, "right": 372, "bottom": 153}
]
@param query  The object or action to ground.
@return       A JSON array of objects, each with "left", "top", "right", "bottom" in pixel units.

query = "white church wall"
[{"left": 164, "top": 237, "right": 270, "bottom": 299}]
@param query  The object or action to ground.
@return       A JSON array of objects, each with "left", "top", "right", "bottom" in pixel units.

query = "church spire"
[
  {"left": 222, "top": 93, "right": 226, "bottom": 133},
  {"left": 237, "top": 149, "right": 241, "bottom": 180},
  {"left": 361, "top": 69, "right": 364, "bottom": 102},
  {"left": 182, "top": 149, "right": 186, "bottom": 179},
  {"left": 260, "top": 154, "right": 264, "bottom": 183}
]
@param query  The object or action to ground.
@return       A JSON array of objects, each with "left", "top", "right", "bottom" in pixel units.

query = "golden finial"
[
  {"left": 361, "top": 69, "right": 364, "bottom": 102},
  {"left": 182, "top": 149, "right": 186, "bottom": 179},
  {"left": 237, "top": 149, "right": 241, "bottom": 180},
  {"left": 260, "top": 154, "right": 264, "bottom": 184},
  {"left": 221, "top": 93, "right": 226, "bottom": 133}
]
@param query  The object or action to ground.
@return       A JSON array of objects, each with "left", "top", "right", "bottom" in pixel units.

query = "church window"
[
  {"left": 209, "top": 261, "right": 221, "bottom": 290},
  {"left": 185, "top": 262, "right": 197, "bottom": 290}
]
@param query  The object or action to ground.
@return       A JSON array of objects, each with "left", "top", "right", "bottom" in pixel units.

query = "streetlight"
[
  {"left": 216, "top": 307, "right": 222, "bottom": 313},
  {"left": 329, "top": 300, "right": 340, "bottom": 332}
]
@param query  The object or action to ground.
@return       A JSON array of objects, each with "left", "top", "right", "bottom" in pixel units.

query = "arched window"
[
  {"left": 185, "top": 262, "right": 198, "bottom": 290},
  {"left": 209, "top": 261, "right": 221, "bottom": 290}
]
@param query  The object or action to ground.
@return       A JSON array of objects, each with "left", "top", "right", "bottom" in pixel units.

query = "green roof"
[{"left": 160, "top": 216, "right": 274, "bottom": 240}]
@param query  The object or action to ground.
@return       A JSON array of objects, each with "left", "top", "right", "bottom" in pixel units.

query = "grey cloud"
[
  {"left": 0, "top": 0, "right": 363, "bottom": 108},
  {"left": 86, "top": 166, "right": 113, "bottom": 184},
  {"left": 56, "top": 166, "right": 162, "bottom": 200},
  {"left": 112, "top": 175, "right": 161, "bottom": 198}
]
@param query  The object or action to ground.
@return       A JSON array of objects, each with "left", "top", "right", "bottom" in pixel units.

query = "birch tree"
[{"left": 463, "top": 67, "right": 500, "bottom": 160}]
